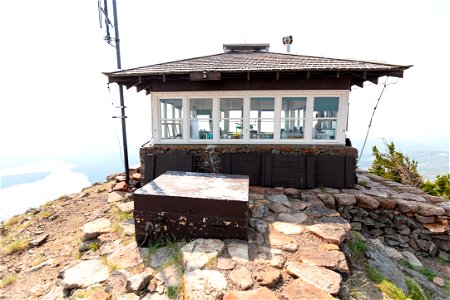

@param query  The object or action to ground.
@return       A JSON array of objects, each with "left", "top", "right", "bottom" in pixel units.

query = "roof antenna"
[
  {"left": 98, "top": 0, "right": 130, "bottom": 184},
  {"left": 282, "top": 35, "right": 293, "bottom": 53}
]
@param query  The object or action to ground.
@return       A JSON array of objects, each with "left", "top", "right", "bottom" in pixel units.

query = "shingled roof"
[{"left": 103, "top": 45, "right": 412, "bottom": 93}]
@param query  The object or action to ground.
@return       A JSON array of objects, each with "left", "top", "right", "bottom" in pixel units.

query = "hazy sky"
[{"left": 1, "top": 0, "right": 449, "bottom": 168}]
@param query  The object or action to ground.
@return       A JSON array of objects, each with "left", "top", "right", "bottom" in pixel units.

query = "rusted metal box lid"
[{"left": 133, "top": 171, "right": 249, "bottom": 242}]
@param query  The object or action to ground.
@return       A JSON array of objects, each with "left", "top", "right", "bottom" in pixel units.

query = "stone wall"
[
  {"left": 325, "top": 171, "right": 449, "bottom": 258},
  {"left": 140, "top": 144, "right": 358, "bottom": 175}
]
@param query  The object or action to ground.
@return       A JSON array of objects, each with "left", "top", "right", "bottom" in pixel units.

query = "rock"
[
  {"left": 117, "top": 201, "right": 134, "bottom": 213},
  {"left": 377, "top": 197, "right": 398, "bottom": 209},
  {"left": 119, "top": 220, "right": 135, "bottom": 236},
  {"left": 29, "top": 233, "right": 49, "bottom": 247},
  {"left": 364, "top": 188, "right": 389, "bottom": 198},
  {"left": 398, "top": 193, "right": 426, "bottom": 202},
  {"left": 108, "top": 242, "right": 144, "bottom": 269},
  {"left": 401, "top": 251, "right": 423, "bottom": 268},
  {"left": 114, "top": 181, "right": 129, "bottom": 192},
  {"left": 417, "top": 203, "right": 445, "bottom": 216},
  {"left": 266, "top": 202, "right": 291, "bottom": 214},
  {"left": 141, "top": 293, "right": 169, "bottom": 300},
  {"left": 267, "top": 194, "right": 289, "bottom": 204},
  {"left": 433, "top": 277, "right": 445, "bottom": 287},
  {"left": 286, "top": 262, "right": 341, "bottom": 295},
  {"left": 251, "top": 203, "right": 267, "bottom": 218},
  {"left": 41, "top": 285, "right": 65, "bottom": 300},
  {"left": 108, "top": 191, "right": 127, "bottom": 203},
  {"left": 250, "top": 219, "right": 268, "bottom": 235},
  {"left": 436, "top": 202, "right": 450, "bottom": 216},
  {"left": 229, "top": 268, "right": 253, "bottom": 290},
  {"left": 106, "top": 269, "right": 130, "bottom": 298},
  {"left": 82, "top": 218, "right": 111, "bottom": 240},
  {"left": 155, "top": 265, "right": 180, "bottom": 287},
  {"left": 216, "top": 258, "right": 236, "bottom": 270},
  {"left": 334, "top": 194, "right": 356, "bottom": 206},
  {"left": 289, "top": 201, "right": 308, "bottom": 211},
  {"left": 28, "top": 258, "right": 53, "bottom": 272},
  {"left": 297, "top": 249, "right": 349, "bottom": 273},
  {"left": 132, "top": 173, "right": 142, "bottom": 181},
  {"left": 272, "top": 222, "right": 304, "bottom": 235},
  {"left": 227, "top": 243, "right": 249, "bottom": 262},
  {"left": 181, "top": 239, "right": 225, "bottom": 271},
  {"left": 396, "top": 200, "right": 419, "bottom": 214},
  {"left": 423, "top": 223, "right": 448, "bottom": 233},
  {"left": 126, "top": 268, "right": 154, "bottom": 295},
  {"left": 223, "top": 287, "right": 278, "bottom": 300},
  {"left": 305, "top": 205, "right": 340, "bottom": 217},
  {"left": 305, "top": 223, "right": 350, "bottom": 245},
  {"left": 284, "top": 188, "right": 301, "bottom": 199},
  {"left": 415, "top": 215, "right": 435, "bottom": 224},
  {"left": 384, "top": 246, "right": 403, "bottom": 260},
  {"left": 252, "top": 266, "right": 281, "bottom": 287},
  {"left": 318, "top": 193, "right": 335, "bottom": 208},
  {"left": 268, "top": 233, "right": 298, "bottom": 252},
  {"left": 281, "top": 278, "right": 335, "bottom": 300},
  {"left": 355, "top": 194, "right": 380, "bottom": 209},
  {"left": 254, "top": 247, "right": 287, "bottom": 269},
  {"left": 183, "top": 269, "right": 227, "bottom": 300},
  {"left": 277, "top": 212, "right": 307, "bottom": 224},
  {"left": 61, "top": 259, "right": 109, "bottom": 289},
  {"left": 150, "top": 246, "right": 176, "bottom": 269}
]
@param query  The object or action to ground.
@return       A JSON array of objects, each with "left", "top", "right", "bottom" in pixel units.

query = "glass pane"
[
  {"left": 314, "top": 97, "right": 339, "bottom": 118},
  {"left": 250, "top": 119, "right": 274, "bottom": 139},
  {"left": 190, "top": 119, "right": 213, "bottom": 139},
  {"left": 250, "top": 97, "right": 274, "bottom": 117},
  {"left": 160, "top": 99, "right": 183, "bottom": 119},
  {"left": 220, "top": 98, "right": 243, "bottom": 118},
  {"left": 281, "top": 119, "right": 304, "bottom": 139},
  {"left": 313, "top": 119, "right": 337, "bottom": 139},
  {"left": 220, "top": 119, "right": 243, "bottom": 139},
  {"left": 282, "top": 97, "right": 306, "bottom": 119},
  {"left": 161, "top": 120, "right": 183, "bottom": 139},
  {"left": 189, "top": 98, "right": 212, "bottom": 118}
]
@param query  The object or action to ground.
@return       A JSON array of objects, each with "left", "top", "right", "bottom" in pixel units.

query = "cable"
[{"left": 358, "top": 77, "right": 390, "bottom": 164}]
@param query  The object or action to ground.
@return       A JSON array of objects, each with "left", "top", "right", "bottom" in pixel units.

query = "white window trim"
[{"left": 151, "top": 90, "right": 349, "bottom": 145}]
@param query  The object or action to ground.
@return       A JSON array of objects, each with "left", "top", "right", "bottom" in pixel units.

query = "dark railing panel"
[
  {"left": 221, "top": 153, "right": 262, "bottom": 185},
  {"left": 143, "top": 153, "right": 194, "bottom": 184}
]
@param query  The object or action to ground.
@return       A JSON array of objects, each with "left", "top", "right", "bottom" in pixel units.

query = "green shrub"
[
  {"left": 4, "top": 239, "right": 29, "bottom": 254},
  {"left": 400, "top": 259, "right": 435, "bottom": 281},
  {"left": 348, "top": 239, "right": 368, "bottom": 258},
  {"left": 0, "top": 275, "right": 17, "bottom": 288},
  {"left": 369, "top": 140, "right": 423, "bottom": 188},
  {"left": 422, "top": 174, "right": 450, "bottom": 200},
  {"left": 366, "top": 266, "right": 407, "bottom": 300}
]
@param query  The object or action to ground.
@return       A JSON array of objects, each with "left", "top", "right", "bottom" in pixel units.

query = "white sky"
[{"left": 1, "top": 0, "right": 449, "bottom": 168}]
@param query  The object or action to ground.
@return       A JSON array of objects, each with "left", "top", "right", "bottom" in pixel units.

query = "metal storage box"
[{"left": 133, "top": 171, "right": 249, "bottom": 245}]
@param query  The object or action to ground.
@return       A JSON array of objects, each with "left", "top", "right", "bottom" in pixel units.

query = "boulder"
[
  {"left": 415, "top": 215, "right": 435, "bottom": 224},
  {"left": 108, "top": 191, "right": 127, "bottom": 203},
  {"left": 334, "top": 194, "right": 356, "bottom": 206},
  {"left": 181, "top": 239, "right": 225, "bottom": 271},
  {"left": 107, "top": 242, "right": 144, "bottom": 269},
  {"left": 126, "top": 268, "right": 154, "bottom": 295},
  {"left": 224, "top": 287, "right": 278, "bottom": 300},
  {"left": 305, "top": 223, "right": 350, "bottom": 245},
  {"left": 117, "top": 201, "right": 134, "bottom": 213},
  {"left": 267, "top": 194, "right": 289, "bottom": 204},
  {"left": 268, "top": 233, "right": 298, "bottom": 252},
  {"left": 61, "top": 259, "right": 109, "bottom": 289},
  {"left": 297, "top": 249, "right": 349, "bottom": 273},
  {"left": 272, "top": 222, "right": 304, "bottom": 235},
  {"left": 396, "top": 200, "right": 419, "bottom": 214},
  {"left": 377, "top": 197, "right": 398, "bottom": 209},
  {"left": 286, "top": 262, "right": 341, "bottom": 295},
  {"left": 401, "top": 251, "right": 423, "bottom": 268},
  {"left": 155, "top": 265, "right": 180, "bottom": 287},
  {"left": 281, "top": 279, "right": 335, "bottom": 300},
  {"left": 82, "top": 218, "right": 111, "bottom": 240},
  {"left": 252, "top": 266, "right": 281, "bottom": 287},
  {"left": 417, "top": 203, "right": 445, "bottom": 216},
  {"left": 229, "top": 268, "right": 253, "bottom": 290},
  {"left": 29, "top": 233, "right": 49, "bottom": 247},
  {"left": 355, "top": 194, "right": 380, "bottom": 210},
  {"left": 277, "top": 212, "right": 307, "bottom": 224},
  {"left": 216, "top": 258, "right": 236, "bottom": 270},
  {"left": 183, "top": 269, "right": 227, "bottom": 300},
  {"left": 423, "top": 223, "right": 448, "bottom": 233},
  {"left": 398, "top": 193, "right": 426, "bottom": 202},
  {"left": 150, "top": 246, "right": 177, "bottom": 269},
  {"left": 317, "top": 193, "right": 335, "bottom": 208},
  {"left": 284, "top": 188, "right": 301, "bottom": 199}
]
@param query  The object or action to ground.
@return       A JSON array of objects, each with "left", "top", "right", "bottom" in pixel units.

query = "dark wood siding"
[
  {"left": 315, "top": 155, "right": 355, "bottom": 188},
  {"left": 143, "top": 153, "right": 194, "bottom": 184},
  {"left": 221, "top": 153, "right": 262, "bottom": 185},
  {"left": 262, "top": 154, "right": 307, "bottom": 188}
]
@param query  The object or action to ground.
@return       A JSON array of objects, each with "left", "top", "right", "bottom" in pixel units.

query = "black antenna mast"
[{"left": 99, "top": 0, "right": 130, "bottom": 184}]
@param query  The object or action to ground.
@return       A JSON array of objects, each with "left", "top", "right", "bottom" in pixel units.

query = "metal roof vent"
[{"left": 223, "top": 43, "right": 270, "bottom": 52}]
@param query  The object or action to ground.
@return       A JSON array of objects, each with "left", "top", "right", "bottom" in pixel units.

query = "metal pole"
[{"left": 112, "top": 0, "right": 130, "bottom": 184}]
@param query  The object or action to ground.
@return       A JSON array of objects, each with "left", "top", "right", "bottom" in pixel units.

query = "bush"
[
  {"left": 422, "top": 174, "right": 450, "bottom": 200},
  {"left": 369, "top": 140, "right": 423, "bottom": 188}
]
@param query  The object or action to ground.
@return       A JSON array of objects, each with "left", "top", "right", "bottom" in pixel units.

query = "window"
[
  {"left": 250, "top": 97, "right": 274, "bottom": 139},
  {"left": 220, "top": 98, "right": 244, "bottom": 139},
  {"left": 281, "top": 97, "right": 306, "bottom": 139},
  {"left": 312, "top": 97, "right": 339, "bottom": 140},
  {"left": 189, "top": 98, "right": 213, "bottom": 139},
  {"left": 160, "top": 98, "right": 183, "bottom": 139}
]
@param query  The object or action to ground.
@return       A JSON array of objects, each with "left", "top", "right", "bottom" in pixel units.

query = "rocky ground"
[{"left": 0, "top": 171, "right": 448, "bottom": 299}]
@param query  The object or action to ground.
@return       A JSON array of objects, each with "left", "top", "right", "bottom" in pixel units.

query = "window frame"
[{"left": 151, "top": 90, "right": 349, "bottom": 145}]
